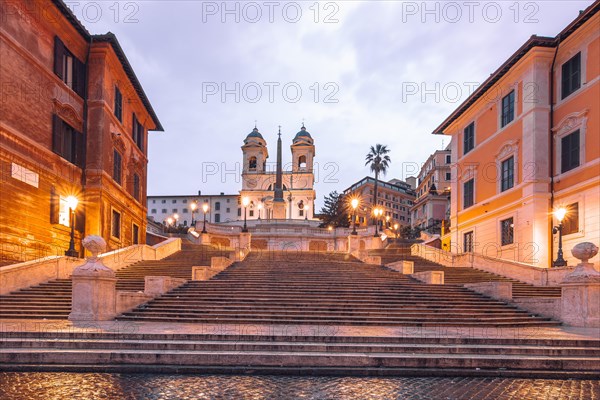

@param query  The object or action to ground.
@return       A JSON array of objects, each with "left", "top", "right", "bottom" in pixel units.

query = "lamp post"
[
  {"left": 351, "top": 198, "right": 359, "bottom": 235},
  {"left": 202, "top": 203, "right": 209, "bottom": 233},
  {"left": 257, "top": 202, "right": 262, "bottom": 220},
  {"left": 553, "top": 207, "right": 568, "bottom": 267},
  {"left": 385, "top": 215, "right": 390, "bottom": 229},
  {"left": 173, "top": 213, "right": 179, "bottom": 228},
  {"left": 242, "top": 196, "right": 250, "bottom": 232},
  {"left": 65, "top": 196, "right": 79, "bottom": 257},
  {"left": 190, "top": 202, "right": 197, "bottom": 226},
  {"left": 373, "top": 207, "right": 382, "bottom": 237},
  {"left": 393, "top": 223, "right": 399, "bottom": 239}
]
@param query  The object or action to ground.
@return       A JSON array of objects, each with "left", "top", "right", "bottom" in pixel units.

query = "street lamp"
[
  {"left": 553, "top": 207, "right": 568, "bottom": 267},
  {"left": 201, "top": 203, "right": 209, "bottom": 233},
  {"left": 257, "top": 202, "right": 263, "bottom": 220},
  {"left": 393, "top": 223, "right": 399, "bottom": 239},
  {"left": 385, "top": 215, "right": 390, "bottom": 229},
  {"left": 373, "top": 207, "right": 383, "bottom": 237},
  {"left": 242, "top": 196, "right": 250, "bottom": 232},
  {"left": 65, "top": 195, "right": 79, "bottom": 257},
  {"left": 173, "top": 213, "right": 179, "bottom": 228},
  {"left": 166, "top": 217, "right": 173, "bottom": 226},
  {"left": 350, "top": 198, "right": 359, "bottom": 235},
  {"left": 190, "top": 202, "right": 197, "bottom": 226}
]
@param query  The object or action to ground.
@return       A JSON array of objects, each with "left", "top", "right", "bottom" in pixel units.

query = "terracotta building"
[
  {"left": 433, "top": 1, "right": 599, "bottom": 268},
  {"left": 411, "top": 147, "right": 452, "bottom": 234},
  {"left": 343, "top": 177, "right": 416, "bottom": 229},
  {"left": 0, "top": 0, "right": 162, "bottom": 263}
]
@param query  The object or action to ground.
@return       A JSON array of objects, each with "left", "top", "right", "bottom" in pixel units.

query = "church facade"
[{"left": 240, "top": 126, "right": 316, "bottom": 221}]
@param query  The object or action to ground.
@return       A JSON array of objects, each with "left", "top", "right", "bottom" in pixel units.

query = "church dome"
[
  {"left": 293, "top": 125, "right": 312, "bottom": 142},
  {"left": 246, "top": 127, "right": 264, "bottom": 139}
]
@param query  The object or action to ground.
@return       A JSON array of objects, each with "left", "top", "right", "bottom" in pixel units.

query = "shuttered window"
[
  {"left": 113, "top": 149, "right": 122, "bottom": 185},
  {"left": 53, "top": 36, "right": 85, "bottom": 97},
  {"left": 561, "top": 53, "right": 581, "bottom": 100},
  {"left": 114, "top": 87, "right": 123, "bottom": 121},
  {"left": 132, "top": 113, "right": 144, "bottom": 151},
  {"left": 52, "top": 115, "right": 84, "bottom": 167}
]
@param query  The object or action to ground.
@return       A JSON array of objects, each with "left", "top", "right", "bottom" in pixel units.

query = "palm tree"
[{"left": 365, "top": 144, "right": 391, "bottom": 226}]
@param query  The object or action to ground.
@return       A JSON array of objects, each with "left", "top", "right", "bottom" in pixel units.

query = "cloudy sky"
[{"left": 68, "top": 0, "right": 593, "bottom": 208}]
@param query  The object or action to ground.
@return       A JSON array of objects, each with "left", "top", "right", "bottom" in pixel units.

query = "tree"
[
  {"left": 365, "top": 144, "right": 391, "bottom": 224},
  {"left": 318, "top": 191, "right": 350, "bottom": 228}
]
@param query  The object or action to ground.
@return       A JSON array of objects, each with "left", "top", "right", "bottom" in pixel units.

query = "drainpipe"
[{"left": 549, "top": 36, "right": 561, "bottom": 268}]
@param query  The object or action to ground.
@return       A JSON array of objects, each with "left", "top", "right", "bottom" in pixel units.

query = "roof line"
[
  {"left": 51, "top": 0, "right": 163, "bottom": 131},
  {"left": 431, "top": 0, "right": 599, "bottom": 135}
]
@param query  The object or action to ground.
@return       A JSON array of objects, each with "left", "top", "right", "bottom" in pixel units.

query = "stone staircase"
[
  {"left": 0, "top": 243, "right": 230, "bottom": 320},
  {"left": 118, "top": 251, "right": 559, "bottom": 327},
  {"left": 370, "top": 247, "right": 562, "bottom": 298},
  {"left": 1, "top": 331, "right": 598, "bottom": 377}
]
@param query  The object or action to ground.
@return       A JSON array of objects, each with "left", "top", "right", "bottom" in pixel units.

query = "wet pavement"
[{"left": 0, "top": 373, "right": 598, "bottom": 400}]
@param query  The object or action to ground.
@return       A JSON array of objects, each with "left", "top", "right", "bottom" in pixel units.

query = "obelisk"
[{"left": 272, "top": 126, "right": 286, "bottom": 219}]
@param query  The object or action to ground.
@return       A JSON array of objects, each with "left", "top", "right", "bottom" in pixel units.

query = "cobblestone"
[{"left": 0, "top": 373, "right": 598, "bottom": 400}]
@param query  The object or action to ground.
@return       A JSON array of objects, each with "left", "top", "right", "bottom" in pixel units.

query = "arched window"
[
  {"left": 248, "top": 156, "right": 257, "bottom": 171},
  {"left": 298, "top": 155, "right": 307, "bottom": 169}
]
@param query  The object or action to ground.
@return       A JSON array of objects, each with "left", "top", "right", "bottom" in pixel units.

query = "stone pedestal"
[
  {"left": 239, "top": 232, "right": 251, "bottom": 252},
  {"left": 386, "top": 260, "right": 414, "bottom": 274},
  {"left": 200, "top": 233, "right": 211, "bottom": 245},
  {"left": 272, "top": 201, "right": 286, "bottom": 219},
  {"left": 560, "top": 242, "right": 600, "bottom": 328},
  {"left": 347, "top": 235, "right": 360, "bottom": 253},
  {"left": 69, "top": 236, "right": 117, "bottom": 322}
]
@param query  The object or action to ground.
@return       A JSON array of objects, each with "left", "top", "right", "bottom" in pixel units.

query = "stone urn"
[
  {"left": 562, "top": 242, "right": 600, "bottom": 284},
  {"left": 69, "top": 235, "right": 117, "bottom": 321}
]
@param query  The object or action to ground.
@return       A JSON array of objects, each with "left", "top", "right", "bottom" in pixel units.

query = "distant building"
[
  {"left": 0, "top": 0, "right": 162, "bottom": 263},
  {"left": 432, "top": 2, "right": 599, "bottom": 268},
  {"left": 343, "top": 177, "right": 416, "bottom": 228},
  {"left": 147, "top": 193, "right": 240, "bottom": 226},
  {"left": 411, "top": 148, "right": 452, "bottom": 233}
]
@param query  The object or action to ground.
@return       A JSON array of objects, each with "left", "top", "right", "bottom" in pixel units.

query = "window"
[
  {"left": 445, "top": 154, "right": 451, "bottom": 164},
  {"left": 162, "top": 200, "right": 166, "bottom": 204},
  {"left": 132, "top": 223, "right": 139, "bottom": 245},
  {"left": 463, "top": 122, "right": 475, "bottom": 154},
  {"left": 151, "top": 209, "right": 157, "bottom": 214},
  {"left": 464, "top": 231, "right": 474, "bottom": 252},
  {"left": 226, "top": 199, "right": 230, "bottom": 203},
  {"left": 182, "top": 199, "right": 187, "bottom": 203},
  {"left": 500, "top": 218, "right": 514, "bottom": 246},
  {"left": 111, "top": 210, "right": 121, "bottom": 239},
  {"left": 183, "top": 208, "right": 188, "bottom": 213},
  {"left": 133, "top": 173, "right": 140, "bottom": 201},
  {"left": 561, "top": 130, "right": 580, "bottom": 173},
  {"left": 132, "top": 114, "right": 144, "bottom": 151},
  {"left": 214, "top": 213, "right": 221, "bottom": 223},
  {"left": 249, "top": 210, "right": 254, "bottom": 217},
  {"left": 226, "top": 208, "right": 230, "bottom": 213},
  {"left": 501, "top": 90, "right": 515, "bottom": 127},
  {"left": 114, "top": 86, "right": 123, "bottom": 122},
  {"left": 52, "top": 115, "right": 84, "bottom": 167},
  {"left": 299, "top": 209, "right": 304, "bottom": 216},
  {"left": 463, "top": 179, "right": 474, "bottom": 209},
  {"left": 53, "top": 36, "right": 85, "bottom": 97},
  {"left": 445, "top": 172, "right": 451, "bottom": 181},
  {"left": 501, "top": 156, "right": 514, "bottom": 192},
  {"left": 215, "top": 202, "right": 221, "bottom": 211},
  {"left": 161, "top": 209, "right": 167, "bottom": 213},
  {"left": 298, "top": 155, "right": 307, "bottom": 169},
  {"left": 248, "top": 156, "right": 257, "bottom": 170},
  {"left": 172, "top": 209, "right": 177, "bottom": 213},
  {"left": 237, "top": 208, "right": 241, "bottom": 217},
  {"left": 562, "top": 203, "right": 579, "bottom": 235},
  {"left": 113, "top": 149, "right": 122, "bottom": 185},
  {"left": 172, "top": 199, "right": 177, "bottom": 204},
  {"left": 561, "top": 52, "right": 581, "bottom": 100}
]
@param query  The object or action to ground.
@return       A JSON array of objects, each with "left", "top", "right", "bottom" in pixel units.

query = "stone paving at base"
[
  {"left": 0, "top": 373, "right": 598, "bottom": 400},
  {"left": 1, "top": 319, "right": 598, "bottom": 341}
]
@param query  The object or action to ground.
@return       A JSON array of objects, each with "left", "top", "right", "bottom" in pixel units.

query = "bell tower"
[
  {"left": 241, "top": 126, "right": 268, "bottom": 174},
  {"left": 291, "top": 124, "right": 315, "bottom": 173}
]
